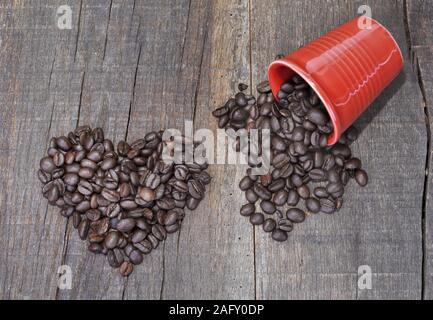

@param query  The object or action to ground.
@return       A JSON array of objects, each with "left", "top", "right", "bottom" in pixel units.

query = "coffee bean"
[
  {"left": 253, "top": 183, "right": 272, "bottom": 200},
  {"left": 116, "top": 218, "right": 136, "bottom": 232},
  {"left": 273, "top": 190, "right": 288, "bottom": 206},
  {"left": 355, "top": 169, "right": 368, "bottom": 186},
  {"left": 78, "top": 219, "right": 90, "bottom": 240},
  {"left": 135, "top": 239, "right": 152, "bottom": 254},
  {"left": 297, "top": 184, "right": 310, "bottom": 199},
  {"left": 120, "top": 261, "right": 133, "bottom": 277},
  {"left": 271, "top": 229, "right": 288, "bottom": 242},
  {"left": 320, "top": 198, "right": 336, "bottom": 214},
  {"left": 245, "top": 188, "right": 258, "bottom": 203},
  {"left": 64, "top": 173, "right": 79, "bottom": 186},
  {"left": 260, "top": 200, "right": 276, "bottom": 214},
  {"left": 286, "top": 208, "right": 305, "bottom": 223},
  {"left": 40, "top": 156, "right": 56, "bottom": 173},
  {"left": 129, "top": 250, "right": 143, "bottom": 265},
  {"left": 306, "top": 108, "right": 328, "bottom": 126},
  {"left": 286, "top": 190, "right": 299, "bottom": 206},
  {"left": 240, "top": 203, "right": 255, "bottom": 216},
  {"left": 278, "top": 219, "right": 293, "bottom": 232},
  {"left": 186, "top": 196, "right": 200, "bottom": 210},
  {"left": 138, "top": 187, "right": 155, "bottom": 202},
  {"left": 239, "top": 176, "right": 254, "bottom": 191},
  {"left": 263, "top": 218, "right": 276, "bottom": 232},
  {"left": 104, "top": 231, "right": 120, "bottom": 249},
  {"left": 250, "top": 212, "right": 265, "bottom": 225},
  {"left": 257, "top": 80, "right": 271, "bottom": 93},
  {"left": 306, "top": 198, "right": 321, "bottom": 213},
  {"left": 326, "top": 182, "right": 343, "bottom": 194},
  {"left": 78, "top": 167, "right": 94, "bottom": 179}
]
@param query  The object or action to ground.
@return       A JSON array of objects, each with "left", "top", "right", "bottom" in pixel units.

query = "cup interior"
[{"left": 268, "top": 59, "right": 343, "bottom": 146}]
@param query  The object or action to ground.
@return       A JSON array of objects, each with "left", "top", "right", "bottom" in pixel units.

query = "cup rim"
[{"left": 268, "top": 59, "right": 342, "bottom": 145}]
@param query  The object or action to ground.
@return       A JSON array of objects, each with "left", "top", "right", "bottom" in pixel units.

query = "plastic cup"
[{"left": 268, "top": 16, "right": 403, "bottom": 145}]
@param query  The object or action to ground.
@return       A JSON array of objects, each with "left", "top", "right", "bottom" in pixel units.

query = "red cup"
[{"left": 268, "top": 16, "right": 403, "bottom": 145}]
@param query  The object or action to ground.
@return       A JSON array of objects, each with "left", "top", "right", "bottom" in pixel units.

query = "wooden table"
[{"left": 0, "top": 0, "right": 432, "bottom": 300}]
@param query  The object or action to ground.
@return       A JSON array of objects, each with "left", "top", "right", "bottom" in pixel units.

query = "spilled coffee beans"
[
  {"left": 213, "top": 74, "right": 368, "bottom": 242},
  {"left": 38, "top": 126, "right": 211, "bottom": 276}
]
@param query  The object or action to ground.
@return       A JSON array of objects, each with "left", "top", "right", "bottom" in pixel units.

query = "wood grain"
[
  {"left": 0, "top": 0, "right": 82, "bottom": 299},
  {"left": 251, "top": 0, "right": 425, "bottom": 299},
  {"left": 161, "top": 0, "right": 256, "bottom": 299},
  {"left": 0, "top": 0, "right": 429, "bottom": 299},
  {"left": 57, "top": 0, "right": 140, "bottom": 300},
  {"left": 413, "top": 46, "right": 433, "bottom": 300}
]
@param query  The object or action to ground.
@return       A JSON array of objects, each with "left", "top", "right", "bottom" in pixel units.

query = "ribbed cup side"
[
  {"left": 287, "top": 18, "right": 403, "bottom": 133},
  {"left": 268, "top": 17, "right": 403, "bottom": 144}
]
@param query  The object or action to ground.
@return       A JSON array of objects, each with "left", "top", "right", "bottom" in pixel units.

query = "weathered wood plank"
[
  {"left": 121, "top": 0, "right": 197, "bottom": 299},
  {"left": 406, "top": 0, "right": 433, "bottom": 298},
  {"left": 251, "top": 0, "right": 425, "bottom": 299},
  {"left": 0, "top": 0, "right": 82, "bottom": 299},
  {"left": 413, "top": 47, "right": 433, "bottom": 300},
  {"left": 57, "top": 0, "right": 141, "bottom": 299},
  {"left": 406, "top": 0, "right": 433, "bottom": 47},
  {"left": 161, "top": 0, "right": 256, "bottom": 299}
]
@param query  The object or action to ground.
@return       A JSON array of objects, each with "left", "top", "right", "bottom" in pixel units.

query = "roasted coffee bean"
[
  {"left": 129, "top": 250, "right": 143, "bottom": 265},
  {"left": 306, "top": 108, "right": 328, "bottom": 126},
  {"left": 271, "top": 229, "right": 288, "bottom": 242},
  {"left": 116, "top": 218, "right": 136, "bottom": 232},
  {"left": 297, "top": 184, "right": 310, "bottom": 199},
  {"left": 320, "top": 198, "right": 336, "bottom": 214},
  {"left": 78, "top": 167, "right": 94, "bottom": 179},
  {"left": 257, "top": 80, "right": 271, "bottom": 93},
  {"left": 260, "top": 200, "right": 276, "bottom": 214},
  {"left": 120, "top": 261, "right": 133, "bottom": 277},
  {"left": 263, "top": 218, "right": 276, "bottom": 232},
  {"left": 138, "top": 187, "right": 155, "bottom": 202},
  {"left": 250, "top": 212, "right": 265, "bottom": 225},
  {"left": 186, "top": 196, "right": 200, "bottom": 210},
  {"left": 326, "top": 182, "right": 343, "bottom": 194},
  {"left": 40, "top": 156, "right": 56, "bottom": 173},
  {"left": 286, "top": 190, "right": 300, "bottom": 206},
  {"left": 273, "top": 190, "right": 288, "bottom": 206},
  {"left": 135, "top": 239, "right": 152, "bottom": 254},
  {"left": 306, "top": 198, "right": 321, "bottom": 213},
  {"left": 78, "top": 219, "right": 90, "bottom": 240},
  {"left": 101, "top": 188, "right": 120, "bottom": 203},
  {"left": 240, "top": 203, "right": 255, "bottom": 216},
  {"left": 309, "top": 168, "right": 326, "bottom": 181},
  {"left": 64, "top": 173, "right": 79, "bottom": 186},
  {"left": 253, "top": 183, "right": 272, "bottom": 200},
  {"left": 355, "top": 169, "right": 368, "bottom": 186},
  {"left": 278, "top": 219, "right": 293, "bottom": 232},
  {"left": 286, "top": 208, "right": 306, "bottom": 223},
  {"left": 239, "top": 176, "right": 254, "bottom": 191},
  {"left": 245, "top": 189, "right": 259, "bottom": 203},
  {"left": 314, "top": 187, "right": 329, "bottom": 198},
  {"left": 104, "top": 231, "right": 120, "bottom": 249},
  {"left": 152, "top": 224, "right": 167, "bottom": 241},
  {"left": 76, "top": 200, "right": 91, "bottom": 212}
]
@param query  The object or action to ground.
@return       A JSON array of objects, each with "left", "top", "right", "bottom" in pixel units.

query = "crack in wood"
[
  {"left": 102, "top": 0, "right": 113, "bottom": 63},
  {"left": 247, "top": 0, "right": 257, "bottom": 301},
  {"left": 73, "top": 0, "right": 83, "bottom": 64},
  {"left": 404, "top": 0, "right": 429, "bottom": 300}
]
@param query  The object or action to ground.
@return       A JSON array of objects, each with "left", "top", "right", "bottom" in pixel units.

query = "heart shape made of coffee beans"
[{"left": 38, "top": 126, "right": 211, "bottom": 276}]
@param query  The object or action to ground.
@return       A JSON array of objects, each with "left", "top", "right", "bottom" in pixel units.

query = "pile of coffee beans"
[
  {"left": 212, "top": 74, "right": 368, "bottom": 242},
  {"left": 38, "top": 126, "right": 211, "bottom": 276}
]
